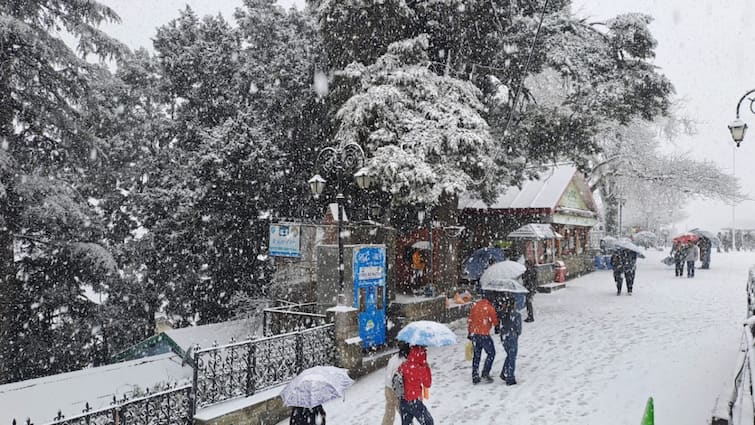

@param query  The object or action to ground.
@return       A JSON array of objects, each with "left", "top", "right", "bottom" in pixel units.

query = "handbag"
[{"left": 465, "top": 341, "right": 473, "bottom": 362}]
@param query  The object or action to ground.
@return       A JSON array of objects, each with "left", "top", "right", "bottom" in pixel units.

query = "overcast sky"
[{"left": 98, "top": 0, "right": 755, "bottom": 234}]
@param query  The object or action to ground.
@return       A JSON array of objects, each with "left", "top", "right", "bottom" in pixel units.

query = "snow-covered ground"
[{"left": 278, "top": 249, "right": 754, "bottom": 424}]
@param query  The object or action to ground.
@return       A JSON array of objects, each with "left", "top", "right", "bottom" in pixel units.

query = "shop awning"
[{"left": 507, "top": 223, "right": 563, "bottom": 240}]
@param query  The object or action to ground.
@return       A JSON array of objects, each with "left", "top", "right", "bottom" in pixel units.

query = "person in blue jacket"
[{"left": 497, "top": 297, "right": 522, "bottom": 385}]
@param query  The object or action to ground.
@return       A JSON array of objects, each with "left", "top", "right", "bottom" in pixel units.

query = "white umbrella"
[
  {"left": 479, "top": 261, "right": 527, "bottom": 285},
  {"left": 279, "top": 366, "right": 354, "bottom": 408},
  {"left": 480, "top": 277, "right": 529, "bottom": 294},
  {"left": 397, "top": 320, "right": 457, "bottom": 347}
]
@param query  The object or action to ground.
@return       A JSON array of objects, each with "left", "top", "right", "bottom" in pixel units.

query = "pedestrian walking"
[
  {"left": 290, "top": 405, "right": 326, "bottom": 425},
  {"left": 671, "top": 242, "right": 686, "bottom": 277},
  {"left": 467, "top": 294, "right": 498, "bottom": 384},
  {"left": 522, "top": 259, "right": 537, "bottom": 322},
  {"left": 398, "top": 345, "right": 434, "bottom": 425},
  {"left": 497, "top": 298, "right": 522, "bottom": 385},
  {"left": 611, "top": 251, "right": 625, "bottom": 295},
  {"left": 621, "top": 249, "right": 638, "bottom": 295},
  {"left": 686, "top": 242, "right": 700, "bottom": 278},
  {"left": 383, "top": 342, "right": 410, "bottom": 425}
]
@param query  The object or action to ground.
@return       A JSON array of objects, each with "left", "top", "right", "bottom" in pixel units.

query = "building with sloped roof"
[{"left": 458, "top": 165, "right": 599, "bottom": 280}]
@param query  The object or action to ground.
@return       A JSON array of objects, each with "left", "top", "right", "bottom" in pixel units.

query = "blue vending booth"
[{"left": 353, "top": 245, "right": 387, "bottom": 349}]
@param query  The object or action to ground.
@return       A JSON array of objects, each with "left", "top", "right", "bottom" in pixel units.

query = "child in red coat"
[{"left": 397, "top": 345, "right": 434, "bottom": 425}]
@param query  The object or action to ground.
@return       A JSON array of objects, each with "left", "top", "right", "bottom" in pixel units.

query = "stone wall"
[{"left": 194, "top": 396, "right": 288, "bottom": 425}]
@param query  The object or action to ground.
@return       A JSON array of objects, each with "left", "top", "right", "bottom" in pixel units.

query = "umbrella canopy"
[
  {"left": 507, "top": 223, "right": 563, "bottom": 240},
  {"left": 412, "top": 241, "right": 431, "bottom": 250},
  {"left": 673, "top": 233, "right": 699, "bottom": 244},
  {"left": 461, "top": 247, "right": 506, "bottom": 281},
  {"left": 632, "top": 231, "right": 657, "bottom": 248},
  {"left": 480, "top": 277, "right": 529, "bottom": 294},
  {"left": 279, "top": 366, "right": 354, "bottom": 408},
  {"left": 397, "top": 320, "right": 457, "bottom": 347},
  {"left": 689, "top": 228, "right": 721, "bottom": 248},
  {"left": 613, "top": 239, "right": 646, "bottom": 258},
  {"left": 479, "top": 261, "right": 527, "bottom": 285}
]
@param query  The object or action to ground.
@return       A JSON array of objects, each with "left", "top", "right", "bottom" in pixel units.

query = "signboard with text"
[{"left": 269, "top": 224, "right": 301, "bottom": 258}]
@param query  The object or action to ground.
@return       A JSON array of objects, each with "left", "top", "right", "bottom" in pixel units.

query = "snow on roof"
[
  {"left": 164, "top": 318, "right": 257, "bottom": 351},
  {"left": 0, "top": 353, "right": 191, "bottom": 424},
  {"left": 327, "top": 203, "right": 348, "bottom": 222},
  {"left": 458, "top": 165, "right": 577, "bottom": 210},
  {"left": 508, "top": 223, "right": 564, "bottom": 240}
]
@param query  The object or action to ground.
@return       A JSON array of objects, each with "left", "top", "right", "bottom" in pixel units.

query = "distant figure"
[
  {"left": 686, "top": 242, "right": 700, "bottom": 278},
  {"left": 522, "top": 259, "right": 538, "bottom": 322},
  {"left": 497, "top": 298, "right": 522, "bottom": 385},
  {"left": 290, "top": 405, "right": 326, "bottom": 425},
  {"left": 383, "top": 342, "right": 410, "bottom": 425},
  {"left": 621, "top": 250, "right": 638, "bottom": 295},
  {"left": 699, "top": 237, "right": 712, "bottom": 269},
  {"left": 467, "top": 293, "right": 498, "bottom": 384},
  {"left": 611, "top": 251, "right": 625, "bottom": 295},
  {"left": 398, "top": 345, "right": 434, "bottom": 425},
  {"left": 671, "top": 242, "right": 687, "bottom": 277},
  {"left": 411, "top": 249, "right": 426, "bottom": 287}
]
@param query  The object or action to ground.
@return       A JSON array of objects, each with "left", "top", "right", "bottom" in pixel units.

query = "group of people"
[
  {"left": 610, "top": 249, "right": 638, "bottom": 295},
  {"left": 670, "top": 241, "right": 700, "bottom": 278},
  {"left": 383, "top": 343, "right": 434, "bottom": 425},
  {"left": 467, "top": 293, "right": 523, "bottom": 387}
]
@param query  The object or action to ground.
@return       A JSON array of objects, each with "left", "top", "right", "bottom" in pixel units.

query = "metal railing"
[
  {"left": 714, "top": 266, "right": 755, "bottom": 425},
  {"left": 13, "top": 323, "right": 336, "bottom": 424},
  {"left": 193, "top": 323, "right": 335, "bottom": 411},
  {"left": 262, "top": 301, "right": 328, "bottom": 337},
  {"left": 16, "top": 384, "right": 193, "bottom": 425}
]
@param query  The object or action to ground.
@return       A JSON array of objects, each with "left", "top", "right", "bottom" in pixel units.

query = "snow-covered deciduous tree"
[{"left": 589, "top": 119, "right": 743, "bottom": 234}]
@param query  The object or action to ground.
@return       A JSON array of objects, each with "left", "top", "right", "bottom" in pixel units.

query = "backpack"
[{"left": 391, "top": 369, "right": 405, "bottom": 399}]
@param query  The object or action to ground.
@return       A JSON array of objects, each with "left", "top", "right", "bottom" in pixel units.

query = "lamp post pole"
[
  {"left": 727, "top": 89, "right": 755, "bottom": 248},
  {"left": 309, "top": 143, "right": 370, "bottom": 306}
]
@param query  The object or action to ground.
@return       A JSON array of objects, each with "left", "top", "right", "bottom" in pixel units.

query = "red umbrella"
[{"left": 673, "top": 233, "right": 699, "bottom": 244}]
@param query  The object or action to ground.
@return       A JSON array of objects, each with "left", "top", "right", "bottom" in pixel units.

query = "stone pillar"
[{"left": 326, "top": 306, "right": 363, "bottom": 375}]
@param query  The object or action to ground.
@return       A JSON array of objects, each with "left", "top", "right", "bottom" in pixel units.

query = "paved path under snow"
[{"left": 278, "top": 250, "right": 754, "bottom": 425}]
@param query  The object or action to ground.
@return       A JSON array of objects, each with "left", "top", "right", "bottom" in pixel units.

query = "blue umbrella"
[
  {"left": 461, "top": 247, "right": 506, "bottom": 281},
  {"left": 279, "top": 366, "right": 354, "bottom": 408},
  {"left": 397, "top": 320, "right": 457, "bottom": 347}
]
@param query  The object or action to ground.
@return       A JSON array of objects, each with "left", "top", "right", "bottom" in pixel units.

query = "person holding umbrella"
[
  {"left": 671, "top": 242, "right": 687, "bottom": 277},
  {"left": 383, "top": 341, "right": 410, "bottom": 425},
  {"left": 394, "top": 321, "right": 456, "bottom": 425},
  {"left": 686, "top": 241, "right": 700, "bottom": 278},
  {"left": 280, "top": 366, "right": 353, "bottom": 425},
  {"left": 290, "top": 406, "right": 326, "bottom": 425},
  {"left": 467, "top": 292, "right": 498, "bottom": 384},
  {"left": 398, "top": 345, "right": 434, "bottom": 425},
  {"left": 522, "top": 258, "right": 537, "bottom": 322},
  {"left": 611, "top": 250, "right": 625, "bottom": 295},
  {"left": 497, "top": 297, "right": 522, "bottom": 385}
]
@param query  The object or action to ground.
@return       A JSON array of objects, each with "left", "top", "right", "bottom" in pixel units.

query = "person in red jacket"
[
  {"left": 467, "top": 294, "right": 499, "bottom": 384},
  {"left": 397, "top": 345, "right": 434, "bottom": 425}
]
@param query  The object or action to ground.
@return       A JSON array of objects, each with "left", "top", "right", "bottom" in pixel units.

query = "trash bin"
[
  {"left": 594, "top": 255, "right": 605, "bottom": 270},
  {"left": 554, "top": 260, "right": 567, "bottom": 283}
]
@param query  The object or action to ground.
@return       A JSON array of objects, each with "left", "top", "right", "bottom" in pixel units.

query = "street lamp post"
[
  {"left": 617, "top": 197, "right": 626, "bottom": 239},
  {"left": 308, "top": 143, "right": 371, "bottom": 306},
  {"left": 727, "top": 89, "right": 754, "bottom": 248}
]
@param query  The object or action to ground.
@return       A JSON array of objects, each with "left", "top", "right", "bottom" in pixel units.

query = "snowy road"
[{"left": 278, "top": 250, "right": 753, "bottom": 425}]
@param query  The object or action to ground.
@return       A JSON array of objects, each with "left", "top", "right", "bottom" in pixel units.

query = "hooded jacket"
[
  {"left": 468, "top": 298, "right": 499, "bottom": 336},
  {"left": 397, "top": 346, "right": 432, "bottom": 401}
]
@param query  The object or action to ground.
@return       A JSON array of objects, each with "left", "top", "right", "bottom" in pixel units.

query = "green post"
[{"left": 641, "top": 397, "right": 654, "bottom": 425}]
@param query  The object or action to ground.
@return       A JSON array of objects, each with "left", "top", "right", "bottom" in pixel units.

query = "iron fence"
[
  {"left": 262, "top": 302, "right": 328, "bottom": 337},
  {"left": 193, "top": 323, "right": 335, "bottom": 410},
  {"left": 18, "top": 384, "right": 193, "bottom": 425},
  {"left": 12, "top": 322, "right": 336, "bottom": 424}
]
